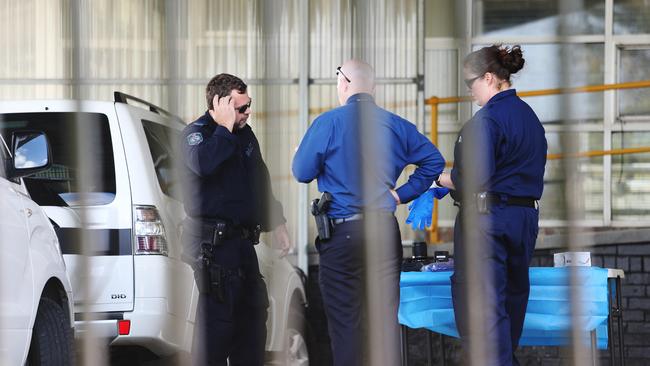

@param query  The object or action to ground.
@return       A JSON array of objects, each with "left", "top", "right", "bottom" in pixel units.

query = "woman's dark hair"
[
  {"left": 205, "top": 73, "right": 248, "bottom": 110},
  {"left": 464, "top": 44, "right": 525, "bottom": 84}
]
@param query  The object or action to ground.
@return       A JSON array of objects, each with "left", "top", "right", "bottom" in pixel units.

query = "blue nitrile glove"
[{"left": 405, "top": 188, "right": 450, "bottom": 230}]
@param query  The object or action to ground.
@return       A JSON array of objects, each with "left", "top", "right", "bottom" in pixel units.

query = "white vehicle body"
[
  {"left": 0, "top": 131, "right": 74, "bottom": 365},
  {"left": 0, "top": 95, "right": 308, "bottom": 362}
]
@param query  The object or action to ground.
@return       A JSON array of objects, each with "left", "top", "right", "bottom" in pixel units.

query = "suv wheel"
[{"left": 27, "top": 297, "right": 74, "bottom": 366}]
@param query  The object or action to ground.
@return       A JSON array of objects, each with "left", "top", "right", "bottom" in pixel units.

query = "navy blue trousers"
[
  {"left": 183, "top": 226, "right": 269, "bottom": 366},
  {"left": 450, "top": 205, "right": 539, "bottom": 366},
  {"left": 316, "top": 216, "right": 403, "bottom": 366}
]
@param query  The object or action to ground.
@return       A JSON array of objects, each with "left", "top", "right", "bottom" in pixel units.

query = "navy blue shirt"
[
  {"left": 180, "top": 112, "right": 285, "bottom": 231},
  {"left": 450, "top": 89, "right": 547, "bottom": 200},
  {"left": 292, "top": 93, "right": 445, "bottom": 218}
]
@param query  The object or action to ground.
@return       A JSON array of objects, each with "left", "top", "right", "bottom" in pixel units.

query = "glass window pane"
[
  {"left": 618, "top": 49, "right": 650, "bottom": 117},
  {"left": 614, "top": 0, "right": 650, "bottom": 34},
  {"left": 472, "top": 43, "right": 604, "bottom": 124},
  {"left": 141, "top": 120, "right": 182, "bottom": 200},
  {"left": 0, "top": 112, "right": 117, "bottom": 206},
  {"left": 612, "top": 132, "right": 650, "bottom": 221},
  {"left": 473, "top": 0, "right": 605, "bottom": 36},
  {"left": 0, "top": 134, "right": 6, "bottom": 178},
  {"left": 541, "top": 132, "right": 603, "bottom": 221}
]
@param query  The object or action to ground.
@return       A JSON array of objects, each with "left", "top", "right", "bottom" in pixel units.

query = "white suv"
[
  {"left": 0, "top": 130, "right": 75, "bottom": 365},
  {"left": 0, "top": 94, "right": 309, "bottom": 364}
]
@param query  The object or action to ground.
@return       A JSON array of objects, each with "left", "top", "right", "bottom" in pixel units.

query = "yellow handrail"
[
  {"left": 426, "top": 79, "right": 650, "bottom": 243},
  {"left": 547, "top": 147, "right": 650, "bottom": 160}
]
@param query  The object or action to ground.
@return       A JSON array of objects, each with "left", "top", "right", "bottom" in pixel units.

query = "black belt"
[
  {"left": 215, "top": 266, "right": 247, "bottom": 279},
  {"left": 455, "top": 193, "right": 538, "bottom": 209},
  {"left": 199, "top": 220, "right": 261, "bottom": 243},
  {"left": 488, "top": 194, "right": 537, "bottom": 208}
]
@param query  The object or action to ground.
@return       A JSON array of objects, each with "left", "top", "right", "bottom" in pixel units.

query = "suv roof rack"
[{"left": 114, "top": 92, "right": 184, "bottom": 125}]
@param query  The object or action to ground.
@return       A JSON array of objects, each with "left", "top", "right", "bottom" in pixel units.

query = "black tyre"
[{"left": 27, "top": 297, "right": 75, "bottom": 366}]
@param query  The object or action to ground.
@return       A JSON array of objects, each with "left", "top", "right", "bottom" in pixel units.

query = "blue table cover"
[{"left": 399, "top": 267, "right": 609, "bottom": 349}]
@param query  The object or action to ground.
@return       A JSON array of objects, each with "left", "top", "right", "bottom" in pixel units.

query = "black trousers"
[
  {"left": 316, "top": 215, "right": 403, "bottom": 366},
  {"left": 182, "top": 225, "right": 269, "bottom": 366},
  {"left": 450, "top": 205, "right": 539, "bottom": 366}
]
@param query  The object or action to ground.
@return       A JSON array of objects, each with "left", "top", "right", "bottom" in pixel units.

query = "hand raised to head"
[{"left": 208, "top": 94, "right": 237, "bottom": 132}]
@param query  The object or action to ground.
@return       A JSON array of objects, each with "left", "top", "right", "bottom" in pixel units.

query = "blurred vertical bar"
[
  {"left": 297, "top": 0, "right": 310, "bottom": 274},
  {"left": 416, "top": 0, "right": 425, "bottom": 132},
  {"left": 456, "top": 1, "right": 493, "bottom": 365},
  {"left": 163, "top": 1, "right": 185, "bottom": 365},
  {"left": 559, "top": 0, "right": 593, "bottom": 365},
  {"left": 165, "top": 0, "right": 182, "bottom": 119},
  {"left": 457, "top": 94, "right": 494, "bottom": 365},
  {"left": 0, "top": 2, "right": 6, "bottom": 362},
  {"left": 353, "top": 0, "right": 402, "bottom": 364},
  {"left": 69, "top": 0, "right": 107, "bottom": 364}
]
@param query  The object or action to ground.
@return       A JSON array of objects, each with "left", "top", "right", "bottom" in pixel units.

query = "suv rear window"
[
  {"left": 0, "top": 133, "right": 7, "bottom": 179},
  {"left": 141, "top": 120, "right": 182, "bottom": 200},
  {"left": 0, "top": 112, "right": 116, "bottom": 206}
]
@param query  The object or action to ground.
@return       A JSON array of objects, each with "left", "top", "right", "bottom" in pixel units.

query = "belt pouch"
[
  {"left": 209, "top": 265, "right": 226, "bottom": 303},
  {"left": 202, "top": 221, "right": 227, "bottom": 246}
]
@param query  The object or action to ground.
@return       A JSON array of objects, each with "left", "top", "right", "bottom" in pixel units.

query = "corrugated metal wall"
[{"left": 0, "top": 0, "right": 422, "bottom": 248}]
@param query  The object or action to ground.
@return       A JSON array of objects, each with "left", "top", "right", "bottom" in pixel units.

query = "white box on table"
[{"left": 553, "top": 251, "right": 592, "bottom": 267}]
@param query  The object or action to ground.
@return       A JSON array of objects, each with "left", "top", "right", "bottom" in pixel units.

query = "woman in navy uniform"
[{"left": 436, "top": 45, "right": 547, "bottom": 365}]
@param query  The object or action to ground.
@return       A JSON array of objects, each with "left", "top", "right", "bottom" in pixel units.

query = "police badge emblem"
[{"left": 187, "top": 132, "right": 203, "bottom": 146}]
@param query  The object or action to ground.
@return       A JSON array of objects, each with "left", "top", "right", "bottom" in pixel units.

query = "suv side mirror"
[{"left": 8, "top": 131, "right": 52, "bottom": 180}]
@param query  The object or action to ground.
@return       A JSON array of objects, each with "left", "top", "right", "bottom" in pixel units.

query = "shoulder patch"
[{"left": 187, "top": 132, "right": 203, "bottom": 146}]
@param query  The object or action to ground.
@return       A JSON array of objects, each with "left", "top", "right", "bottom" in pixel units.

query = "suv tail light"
[{"left": 134, "top": 206, "right": 168, "bottom": 256}]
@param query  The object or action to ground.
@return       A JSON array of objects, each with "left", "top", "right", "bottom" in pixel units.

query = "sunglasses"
[
  {"left": 336, "top": 66, "right": 351, "bottom": 83},
  {"left": 236, "top": 99, "right": 252, "bottom": 113},
  {"left": 464, "top": 75, "right": 482, "bottom": 88}
]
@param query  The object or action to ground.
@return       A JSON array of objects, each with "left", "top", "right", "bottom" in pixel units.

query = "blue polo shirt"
[
  {"left": 292, "top": 93, "right": 445, "bottom": 218},
  {"left": 450, "top": 89, "right": 547, "bottom": 200}
]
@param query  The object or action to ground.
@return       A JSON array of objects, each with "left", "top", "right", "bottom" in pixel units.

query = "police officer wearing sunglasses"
[{"left": 180, "top": 73, "right": 292, "bottom": 365}]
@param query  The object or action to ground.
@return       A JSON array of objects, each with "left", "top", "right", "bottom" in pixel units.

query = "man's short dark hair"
[{"left": 206, "top": 73, "right": 248, "bottom": 110}]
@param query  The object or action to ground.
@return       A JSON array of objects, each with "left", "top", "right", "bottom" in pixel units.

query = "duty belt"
[
  {"left": 200, "top": 220, "right": 262, "bottom": 244},
  {"left": 487, "top": 194, "right": 537, "bottom": 208},
  {"left": 454, "top": 193, "right": 538, "bottom": 210}
]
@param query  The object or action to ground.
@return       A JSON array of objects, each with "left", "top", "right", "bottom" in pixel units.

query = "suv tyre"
[{"left": 27, "top": 297, "right": 74, "bottom": 366}]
